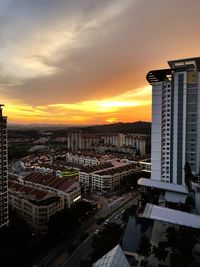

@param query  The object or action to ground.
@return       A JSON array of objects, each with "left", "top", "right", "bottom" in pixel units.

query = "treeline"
[
  {"left": 82, "top": 121, "right": 151, "bottom": 134},
  {"left": 8, "top": 129, "right": 40, "bottom": 139}
]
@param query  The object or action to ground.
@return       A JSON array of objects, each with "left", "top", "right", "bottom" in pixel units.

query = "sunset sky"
[{"left": 1, "top": 0, "right": 200, "bottom": 124}]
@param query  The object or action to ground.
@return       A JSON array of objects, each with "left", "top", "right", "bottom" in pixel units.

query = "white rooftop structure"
[
  {"left": 92, "top": 245, "right": 130, "bottom": 267},
  {"left": 165, "top": 191, "right": 187, "bottom": 203},
  {"left": 138, "top": 178, "right": 188, "bottom": 194},
  {"left": 142, "top": 203, "right": 200, "bottom": 229}
]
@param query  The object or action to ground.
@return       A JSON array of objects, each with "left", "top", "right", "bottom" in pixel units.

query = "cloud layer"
[{"left": 1, "top": 0, "right": 200, "bottom": 123}]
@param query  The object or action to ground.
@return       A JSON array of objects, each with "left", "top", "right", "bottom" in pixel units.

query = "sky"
[{"left": 1, "top": 0, "right": 200, "bottom": 124}]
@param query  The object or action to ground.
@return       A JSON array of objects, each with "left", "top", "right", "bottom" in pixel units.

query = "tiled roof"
[
  {"left": 23, "top": 173, "right": 78, "bottom": 192},
  {"left": 8, "top": 180, "right": 52, "bottom": 201}
]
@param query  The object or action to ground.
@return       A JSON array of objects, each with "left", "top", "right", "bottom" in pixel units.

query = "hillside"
[{"left": 82, "top": 121, "right": 151, "bottom": 134}]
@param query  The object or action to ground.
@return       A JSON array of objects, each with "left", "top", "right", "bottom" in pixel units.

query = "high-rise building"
[
  {"left": 67, "top": 129, "right": 83, "bottom": 151},
  {"left": 147, "top": 57, "right": 200, "bottom": 185},
  {"left": 0, "top": 105, "right": 8, "bottom": 228}
]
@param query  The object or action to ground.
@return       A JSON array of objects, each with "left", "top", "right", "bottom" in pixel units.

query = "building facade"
[
  {"left": 0, "top": 105, "right": 8, "bottom": 228},
  {"left": 147, "top": 57, "right": 200, "bottom": 185},
  {"left": 9, "top": 180, "right": 64, "bottom": 234},
  {"left": 80, "top": 163, "right": 138, "bottom": 192},
  {"left": 67, "top": 129, "right": 83, "bottom": 151},
  {"left": 67, "top": 130, "right": 148, "bottom": 155}
]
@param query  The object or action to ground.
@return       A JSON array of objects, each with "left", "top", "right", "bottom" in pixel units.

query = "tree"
[
  {"left": 184, "top": 162, "right": 194, "bottom": 191},
  {"left": 165, "top": 226, "right": 179, "bottom": 252},
  {"left": 137, "top": 235, "right": 152, "bottom": 264},
  {"left": 135, "top": 149, "right": 141, "bottom": 157},
  {"left": 166, "top": 226, "right": 196, "bottom": 267},
  {"left": 152, "top": 241, "right": 168, "bottom": 263},
  {"left": 91, "top": 223, "right": 122, "bottom": 263}
]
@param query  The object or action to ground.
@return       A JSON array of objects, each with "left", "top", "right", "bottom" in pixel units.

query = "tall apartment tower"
[
  {"left": 0, "top": 105, "right": 8, "bottom": 228},
  {"left": 67, "top": 129, "right": 83, "bottom": 151},
  {"left": 147, "top": 57, "right": 200, "bottom": 185}
]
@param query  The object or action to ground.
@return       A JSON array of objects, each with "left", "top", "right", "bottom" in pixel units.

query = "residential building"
[
  {"left": 8, "top": 180, "right": 64, "bottom": 234},
  {"left": 138, "top": 57, "right": 200, "bottom": 215},
  {"left": 67, "top": 129, "right": 83, "bottom": 151},
  {"left": 66, "top": 152, "right": 114, "bottom": 166},
  {"left": 67, "top": 131, "right": 148, "bottom": 155},
  {"left": 0, "top": 105, "right": 8, "bottom": 228},
  {"left": 80, "top": 162, "right": 138, "bottom": 192},
  {"left": 147, "top": 57, "right": 200, "bottom": 185},
  {"left": 23, "top": 173, "right": 81, "bottom": 208},
  {"left": 92, "top": 163, "right": 137, "bottom": 192},
  {"left": 79, "top": 163, "right": 113, "bottom": 191}
]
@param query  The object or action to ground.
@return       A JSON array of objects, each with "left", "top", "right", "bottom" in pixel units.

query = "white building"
[
  {"left": 0, "top": 105, "right": 9, "bottom": 228},
  {"left": 148, "top": 57, "right": 200, "bottom": 185},
  {"left": 9, "top": 180, "right": 64, "bottom": 234},
  {"left": 67, "top": 129, "right": 83, "bottom": 151},
  {"left": 80, "top": 163, "right": 138, "bottom": 192}
]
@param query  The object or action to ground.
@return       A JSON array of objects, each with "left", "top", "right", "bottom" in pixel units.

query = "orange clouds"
[{"left": 5, "top": 86, "right": 151, "bottom": 124}]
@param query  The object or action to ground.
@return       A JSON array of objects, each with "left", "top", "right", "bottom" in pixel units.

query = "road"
[
  {"left": 37, "top": 192, "right": 137, "bottom": 267},
  {"left": 61, "top": 193, "right": 140, "bottom": 267},
  {"left": 37, "top": 192, "right": 139, "bottom": 267}
]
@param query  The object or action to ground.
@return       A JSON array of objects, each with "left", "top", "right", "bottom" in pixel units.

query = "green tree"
[
  {"left": 91, "top": 223, "right": 122, "bottom": 263},
  {"left": 184, "top": 162, "right": 194, "bottom": 191},
  {"left": 165, "top": 226, "right": 179, "bottom": 253},
  {"left": 137, "top": 235, "right": 152, "bottom": 264},
  {"left": 152, "top": 241, "right": 168, "bottom": 263},
  {"left": 135, "top": 149, "right": 141, "bottom": 157}
]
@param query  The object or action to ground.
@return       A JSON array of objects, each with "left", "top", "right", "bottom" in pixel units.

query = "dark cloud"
[{"left": 1, "top": 0, "right": 200, "bottom": 106}]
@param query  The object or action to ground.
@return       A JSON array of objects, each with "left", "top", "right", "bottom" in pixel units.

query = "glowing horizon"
[{"left": 3, "top": 86, "right": 151, "bottom": 124}]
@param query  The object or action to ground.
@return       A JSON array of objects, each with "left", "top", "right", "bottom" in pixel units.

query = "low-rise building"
[
  {"left": 92, "top": 163, "right": 137, "bottom": 192},
  {"left": 80, "top": 162, "right": 138, "bottom": 192},
  {"left": 23, "top": 173, "right": 81, "bottom": 208},
  {"left": 79, "top": 163, "right": 113, "bottom": 191},
  {"left": 8, "top": 180, "right": 64, "bottom": 234},
  {"left": 66, "top": 152, "right": 113, "bottom": 166}
]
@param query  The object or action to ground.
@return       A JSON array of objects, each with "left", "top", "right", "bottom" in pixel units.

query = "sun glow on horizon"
[{"left": 3, "top": 86, "right": 151, "bottom": 124}]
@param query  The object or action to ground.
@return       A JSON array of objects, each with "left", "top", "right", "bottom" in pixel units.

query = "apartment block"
[
  {"left": 0, "top": 105, "right": 8, "bottom": 228},
  {"left": 148, "top": 57, "right": 200, "bottom": 185},
  {"left": 9, "top": 180, "right": 64, "bottom": 233}
]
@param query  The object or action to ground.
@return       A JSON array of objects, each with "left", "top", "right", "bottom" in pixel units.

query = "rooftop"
[
  {"left": 138, "top": 178, "right": 188, "bottom": 194},
  {"left": 8, "top": 180, "right": 56, "bottom": 204},
  {"left": 142, "top": 204, "right": 200, "bottom": 229},
  {"left": 93, "top": 245, "right": 130, "bottom": 267},
  {"left": 23, "top": 172, "right": 79, "bottom": 192}
]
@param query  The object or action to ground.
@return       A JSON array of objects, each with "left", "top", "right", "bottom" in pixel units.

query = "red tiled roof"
[
  {"left": 8, "top": 180, "right": 51, "bottom": 201},
  {"left": 23, "top": 172, "right": 78, "bottom": 192}
]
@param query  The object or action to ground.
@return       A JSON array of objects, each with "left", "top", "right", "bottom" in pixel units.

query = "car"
[
  {"left": 104, "top": 219, "right": 109, "bottom": 225},
  {"left": 94, "top": 229, "right": 99, "bottom": 234}
]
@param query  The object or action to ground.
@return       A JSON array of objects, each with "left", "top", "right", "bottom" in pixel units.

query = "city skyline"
[{"left": 1, "top": 0, "right": 200, "bottom": 124}]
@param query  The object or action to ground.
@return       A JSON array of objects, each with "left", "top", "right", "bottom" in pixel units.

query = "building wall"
[
  {"left": 151, "top": 83, "right": 162, "bottom": 181},
  {"left": 0, "top": 112, "right": 8, "bottom": 228},
  {"left": 9, "top": 193, "right": 64, "bottom": 233},
  {"left": 24, "top": 180, "right": 81, "bottom": 208},
  {"left": 150, "top": 58, "right": 200, "bottom": 186}
]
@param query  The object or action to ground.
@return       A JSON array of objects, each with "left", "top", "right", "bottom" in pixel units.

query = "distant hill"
[{"left": 82, "top": 121, "right": 151, "bottom": 134}]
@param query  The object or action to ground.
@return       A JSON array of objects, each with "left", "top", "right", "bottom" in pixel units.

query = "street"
[
  {"left": 37, "top": 191, "right": 139, "bottom": 267},
  {"left": 60, "top": 193, "right": 140, "bottom": 267}
]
